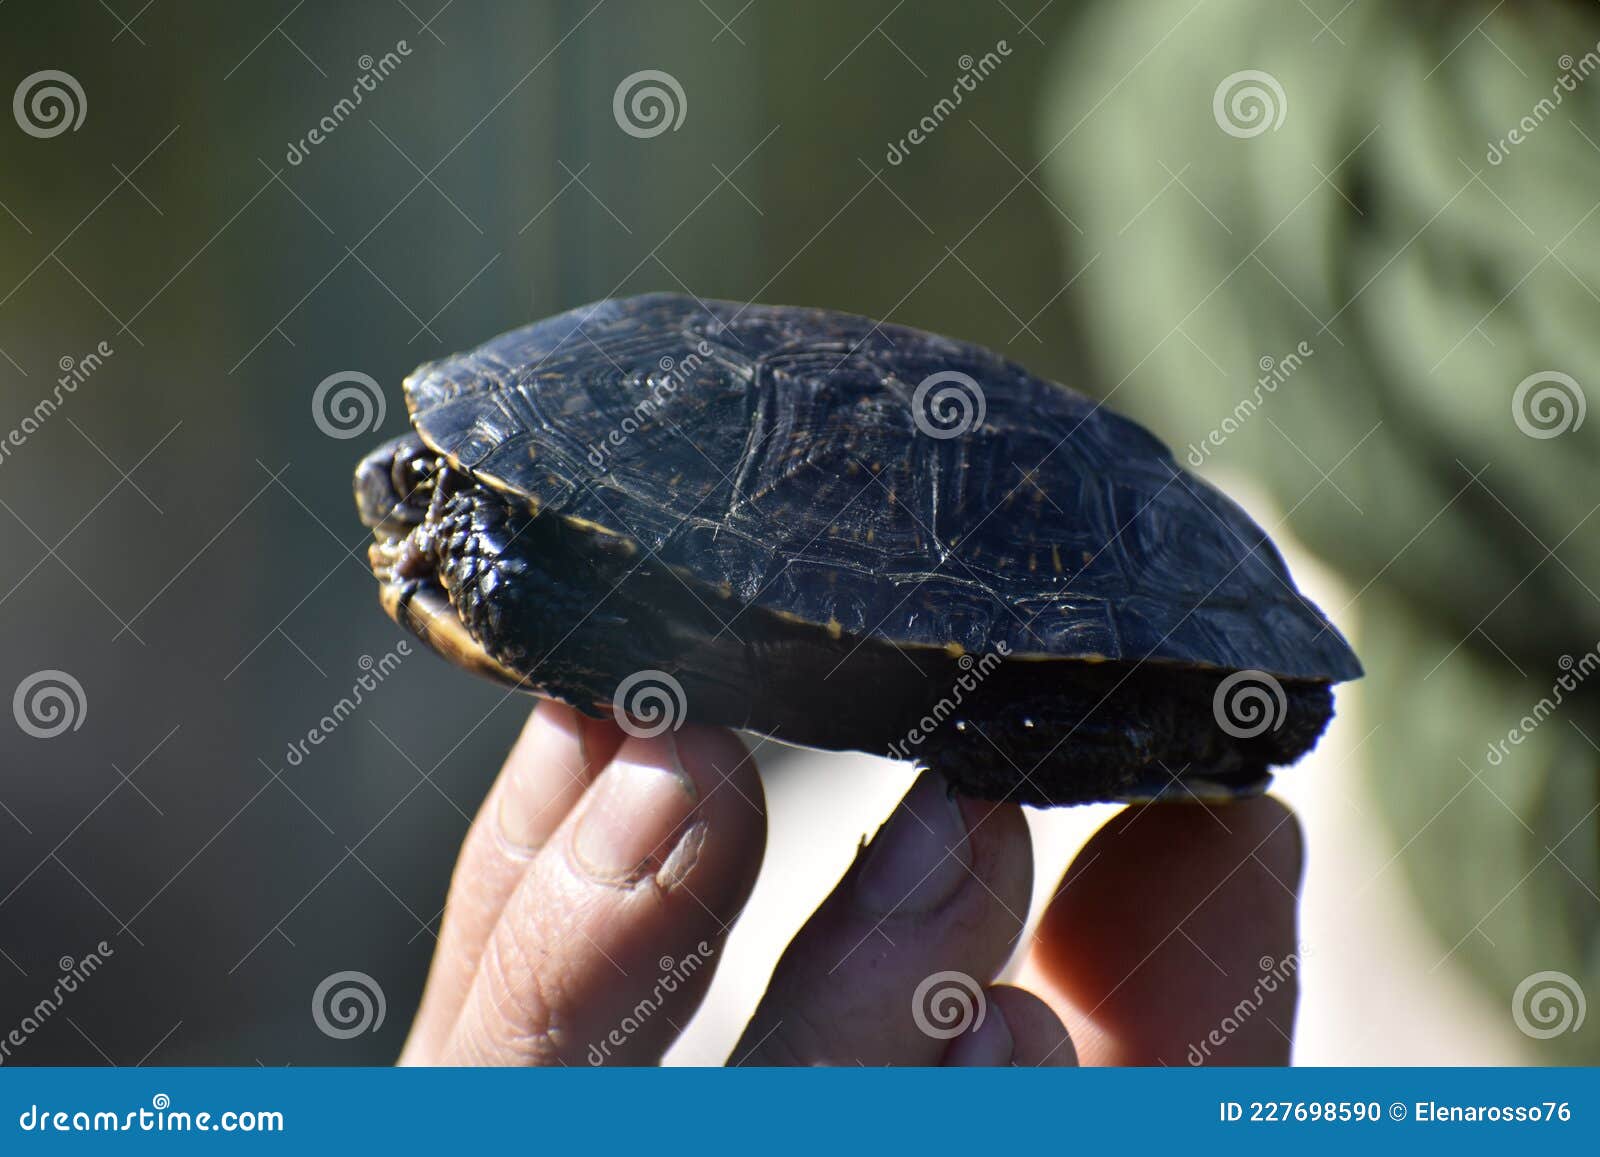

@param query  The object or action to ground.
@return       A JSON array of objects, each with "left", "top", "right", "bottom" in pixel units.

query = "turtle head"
[
  {"left": 354, "top": 433, "right": 530, "bottom": 689},
  {"left": 354, "top": 432, "right": 436, "bottom": 534}
]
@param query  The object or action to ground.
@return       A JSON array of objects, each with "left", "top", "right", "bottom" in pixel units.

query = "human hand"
[{"left": 400, "top": 701, "right": 1303, "bottom": 1066}]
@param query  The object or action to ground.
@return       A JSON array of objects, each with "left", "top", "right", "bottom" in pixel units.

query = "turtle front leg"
[{"left": 419, "top": 473, "right": 645, "bottom": 709}]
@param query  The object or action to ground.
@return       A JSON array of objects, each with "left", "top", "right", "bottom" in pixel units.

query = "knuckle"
[{"left": 465, "top": 930, "right": 569, "bottom": 1064}]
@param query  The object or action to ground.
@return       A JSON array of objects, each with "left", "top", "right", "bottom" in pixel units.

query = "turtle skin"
[{"left": 358, "top": 293, "right": 1362, "bottom": 805}]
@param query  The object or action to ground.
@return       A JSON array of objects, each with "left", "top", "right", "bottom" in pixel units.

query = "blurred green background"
[{"left": 0, "top": 0, "right": 1593, "bottom": 1063}]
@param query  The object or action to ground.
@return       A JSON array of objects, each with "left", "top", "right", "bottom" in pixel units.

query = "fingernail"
[
  {"left": 495, "top": 704, "right": 592, "bottom": 854},
  {"left": 855, "top": 772, "right": 971, "bottom": 916},
  {"left": 571, "top": 734, "right": 698, "bottom": 883},
  {"left": 942, "top": 998, "right": 1012, "bottom": 1066}
]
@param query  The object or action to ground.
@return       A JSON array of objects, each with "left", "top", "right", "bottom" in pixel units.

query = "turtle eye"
[{"left": 390, "top": 446, "right": 436, "bottom": 505}]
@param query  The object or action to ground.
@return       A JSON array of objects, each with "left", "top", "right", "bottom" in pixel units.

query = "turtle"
[{"left": 354, "top": 293, "right": 1361, "bottom": 806}]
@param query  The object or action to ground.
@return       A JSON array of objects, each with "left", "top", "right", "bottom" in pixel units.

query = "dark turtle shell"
[{"left": 403, "top": 293, "right": 1360, "bottom": 683}]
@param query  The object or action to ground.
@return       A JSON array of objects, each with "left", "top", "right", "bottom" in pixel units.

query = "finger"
[
  {"left": 733, "top": 771, "right": 1031, "bottom": 1066},
  {"left": 977, "top": 985, "right": 1077, "bottom": 1067},
  {"left": 442, "top": 726, "right": 766, "bottom": 1065},
  {"left": 941, "top": 985, "right": 1077, "bottom": 1067},
  {"left": 1021, "top": 796, "right": 1304, "bottom": 1066},
  {"left": 401, "top": 701, "right": 624, "bottom": 1063}
]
